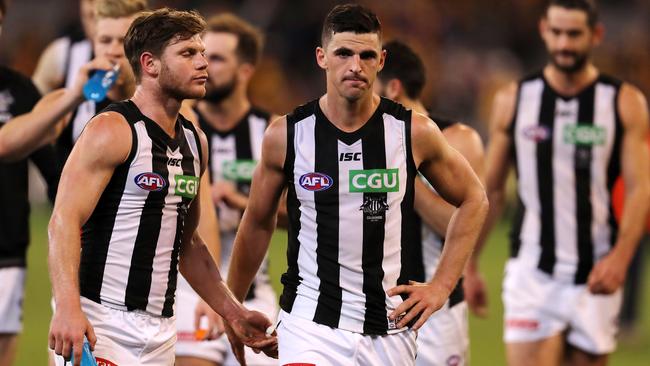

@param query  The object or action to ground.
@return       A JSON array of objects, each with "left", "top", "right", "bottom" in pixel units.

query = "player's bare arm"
[
  {"left": 387, "top": 112, "right": 488, "bottom": 330},
  {"left": 48, "top": 111, "right": 132, "bottom": 366},
  {"left": 588, "top": 83, "right": 650, "bottom": 294},
  {"left": 224, "top": 116, "right": 286, "bottom": 364},
  {"left": 0, "top": 57, "right": 116, "bottom": 162}
]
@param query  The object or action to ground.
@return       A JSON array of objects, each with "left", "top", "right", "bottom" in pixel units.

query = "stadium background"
[{"left": 0, "top": 0, "right": 647, "bottom": 364}]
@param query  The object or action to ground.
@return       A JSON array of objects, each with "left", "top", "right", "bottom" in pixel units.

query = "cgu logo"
[
  {"left": 299, "top": 172, "right": 333, "bottom": 191},
  {"left": 134, "top": 172, "right": 166, "bottom": 192},
  {"left": 349, "top": 169, "right": 399, "bottom": 193},
  {"left": 175, "top": 175, "right": 199, "bottom": 199}
]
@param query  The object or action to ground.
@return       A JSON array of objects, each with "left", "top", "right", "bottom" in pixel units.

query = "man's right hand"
[
  {"left": 48, "top": 305, "right": 97, "bottom": 366},
  {"left": 224, "top": 309, "right": 278, "bottom": 365}
]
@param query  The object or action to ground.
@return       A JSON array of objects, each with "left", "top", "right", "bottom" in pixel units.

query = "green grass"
[{"left": 16, "top": 205, "right": 650, "bottom": 365}]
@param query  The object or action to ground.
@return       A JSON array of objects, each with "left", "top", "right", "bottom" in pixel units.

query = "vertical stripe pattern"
[
  {"left": 510, "top": 74, "right": 623, "bottom": 284},
  {"left": 281, "top": 99, "right": 416, "bottom": 335}
]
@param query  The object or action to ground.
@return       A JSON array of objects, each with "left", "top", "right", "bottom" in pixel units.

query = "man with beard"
[
  {"left": 175, "top": 13, "right": 278, "bottom": 366},
  {"left": 473, "top": 1, "right": 650, "bottom": 365},
  {"left": 48, "top": 8, "right": 274, "bottom": 366}
]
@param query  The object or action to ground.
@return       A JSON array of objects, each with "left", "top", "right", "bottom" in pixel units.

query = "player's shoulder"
[
  {"left": 285, "top": 98, "right": 319, "bottom": 125},
  {"left": 78, "top": 110, "right": 132, "bottom": 163}
]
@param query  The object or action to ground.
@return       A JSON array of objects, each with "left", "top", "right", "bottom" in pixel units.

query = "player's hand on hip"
[
  {"left": 588, "top": 251, "right": 628, "bottom": 294},
  {"left": 194, "top": 299, "right": 225, "bottom": 340},
  {"left": 48, "top": 305, "right": 97, "bottom": 366},
  {"left": 463, "top": 263, "right": 488, "bottom": 317},
  {"left": 387, "top": 280, "right": 448, "bottom": 330}
]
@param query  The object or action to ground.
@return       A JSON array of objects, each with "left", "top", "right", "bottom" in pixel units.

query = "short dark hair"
[
  {"left": 379, "top": 40, "right": 426, "bottom": 100},
  {"left": 124, "top": 8, "right": 207, "bottom": 81},
  {"left": 545, "top": 0, "right": 599, "bottom": 28},
  {"left": 207, "top": 13, "right": 264, "bottom": 66},
  {"left": 321, "top": 4, "right": 381, "bottom": 46},
  {"left": 0, "top": 0, "right": 6, "bottom": 17}
]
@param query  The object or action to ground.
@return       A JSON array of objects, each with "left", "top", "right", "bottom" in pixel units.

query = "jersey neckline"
[
  {"left": 314, "top": 97, "right": 386, "bottom": 146},
  {"left": 540, "top": 71, "right": 601, "bottom": 101},
  {"left": 126, "top": 99, "right": 185, "bottom": 150}
]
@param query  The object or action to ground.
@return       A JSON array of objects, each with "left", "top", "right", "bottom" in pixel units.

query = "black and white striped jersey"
[
  {"left": 196, "top": 106, "right": 271, "bottom": 299},
  {"left": 280, "top": 97, "right": 420, "bottom": 335},
  {"left": 79, "top": 100, "right": 203, "bottom": 317},
  {"left": 55, "top": 33, "right": 101, "bottom": 166},
  {"left": 509, "top": 72, "right": 623, "bottom": 284}
]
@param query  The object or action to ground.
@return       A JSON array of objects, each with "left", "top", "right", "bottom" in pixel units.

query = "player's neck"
[
  {"left": 198, "top": 95, "right": 251, "bottom": 132},
  {"left": 321, "top": 91, "right": 380, "bottom": 132},
  {"left": 397, "top": 96, "right": 427, "bottom": 115},
  {"left": 544, "top": 63, "right": 599, "bottom": 96},
  {"left": 131, "top": 84, "right": 182, "bottom": 138}
]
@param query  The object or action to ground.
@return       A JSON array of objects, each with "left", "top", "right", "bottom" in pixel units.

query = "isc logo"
[
  {"left": 339, "top": 152, "right": 362, "bottom": 161},
  {"left": 134, "top": 172, "right": 166, "bottom": 191},
  {"left": 299, "top": 172, "right": 333, "bottom": 191}
]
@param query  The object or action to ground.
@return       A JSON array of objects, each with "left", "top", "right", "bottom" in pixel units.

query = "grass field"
[{"left": 15, "top": 205, "right": 650, "bottom": 365}]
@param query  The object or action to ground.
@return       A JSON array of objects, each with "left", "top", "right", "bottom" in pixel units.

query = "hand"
[
  {"left": 386, "top": 281, "right": 449, "bottom": 330},
  {"left": 224, "top": 310, "right": 277, "bottom": 365},
  {"left": 194, "top": 299, "right": 225, "bottom": 340},
  {"left": 70, "top": 57, "right": 115, "bottom": 100},
  {"left": 213, "top": 181, "right": 239, "bottom": 208},
  {"left": 211, "top": 181, "right": 229, "bottom": 205},
  {"left": 587, "top": 251, "right": 629, "bottom": 294},
  {"left": 463, "top": 263, "right": 488, "bottom": 317},
  {"left": 48, "top": 305, "right": 97, "bottom": 366}
]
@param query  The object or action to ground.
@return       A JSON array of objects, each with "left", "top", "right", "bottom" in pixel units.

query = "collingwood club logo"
[{"left": 360, "top": 195, "right": 389, "bottom": 222}]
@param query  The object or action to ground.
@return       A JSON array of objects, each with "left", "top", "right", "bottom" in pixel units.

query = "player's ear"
[
  {"left": 591, "top": 22, "right": 604, "bottom": 46},
  {"left": 316, "top": 47, "right": 327, "bottom": 70},
  {"left": 385, "top": 78, "right": 401, "bottom": 100},
  {"left": 538, "top": 17, "right": 548, "bottom": 40},
  {"left": 238, "top": 63, "right": 255, "bottom": 82},
  {"left": 140, "top": 52, "right": 159, "bottom": 78},
  {"left": 377, "top": 48, "right": 386, "bottom": 72}
]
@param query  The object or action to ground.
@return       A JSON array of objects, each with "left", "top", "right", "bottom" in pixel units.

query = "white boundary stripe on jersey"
[
  {"left": 514, "top": 79, "right": 544, "bottom": 268},
  {"left": 183, "top": 126, "right": 202, "bottom": 175},
  {"left": 145, "top": 145, "right": 183, "bottom": 315},
  {"left": 552, "top": 97, "right": 579, "bottom": 280},
  {"left": 337, "top": 139, "right": 364, "bottom": 333},
  {"left": 291, "top": 115, "right": 320, "bottom": 321},
  {"left": 592, "top": 84, "right": 617, "bottom": 260},
  {"left": 100, "top": 121, "right": 149, "bottom": 309},
  {"left": 381, "top": 113, "right": 408, "bottom": 313},
  {"left": 249, "top": 114, "right": 267, "bottom": 160}
]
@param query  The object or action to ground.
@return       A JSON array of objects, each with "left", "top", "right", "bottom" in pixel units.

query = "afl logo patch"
[
  {"left": 135, "top": 172, "right": 166, "bottom": 191},
  {"left": 522, "top": 125, "right": 551, "bottom": 142},
  {"left": 299, "top": 172, "right": 333, "bottom": 192}
]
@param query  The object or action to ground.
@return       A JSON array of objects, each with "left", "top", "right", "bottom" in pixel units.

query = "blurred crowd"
[{"left": 1, "top": 0, "right": 648, "bottom": 137}]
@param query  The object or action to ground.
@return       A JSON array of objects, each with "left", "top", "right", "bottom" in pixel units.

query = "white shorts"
[
  {"left": 278, "top": 310, "right": 417, "bottom": 366},
  {"left": 54, "top": 296, "right": 176, "bottom": 365},
  {"left": 0, "top": 267, "right": 26, "bottom": 334},
  {"left": 502, "top": 259, "right": 622, "bottom": 355},
  {"left": 175, "top": 274, "right": 278, "bottom": 366},
  {"left": 416, "top": 301, "right": 468, "bottom": 366}
]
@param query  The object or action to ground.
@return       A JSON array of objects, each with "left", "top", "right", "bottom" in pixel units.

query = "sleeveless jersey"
[
  {"left": 281, "top": 97, "right": 420, "bottom": 335},
  {"left": 509, "top": 72, "right": 623, "bottom": 284},
  {"left": 79, "top": 100, "right": 203, "bottom": 317}
]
